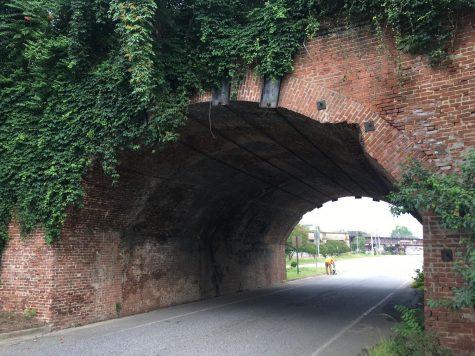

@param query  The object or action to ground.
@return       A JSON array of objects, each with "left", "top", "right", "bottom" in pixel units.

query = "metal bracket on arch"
[
  {"left": 260, "top": 78, "right": 282, "bottom": 108},
  {"left": 212, "top": 80, "right": 231, "bottom": 106}
]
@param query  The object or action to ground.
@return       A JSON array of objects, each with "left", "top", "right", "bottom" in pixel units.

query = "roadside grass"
[
  {"left": 286, "top": 266, "right": 326, "bottom": 280},
  {"left": 364, "top": 340, "right": 393, "bottom": 355},
  {"left": 363, "top": 340, "right": 393, "bottom": 356},
  {"left": 286, "top": 253, "right": 382, "bottom": 267},
  {"left": 365, "top": 333, "right": 451, "bottom": 356}
]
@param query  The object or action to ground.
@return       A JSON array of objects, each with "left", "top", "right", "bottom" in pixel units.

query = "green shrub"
[
  {"left": 393, "top": 305, "right": 424, "bottom": 336},
  {"left": 389, "top": 150, "right": 475, "bottom": 309},
  {"left": 411, "top": 269, "right": 425, "bottom": 292},
  {"left": 23, "top": 308, "right": 37, "bottom": 319},
  {"left": 319, "top": 240, "right": 350, "bottom": 256},
  {"left": 364, "top": 340, "right": 393, "bottom": 356},
  {"left": 366, "top": 333, "right": 451, "bottom": 356},
  {"left": 366, "top": 305, "right": 452, "bottom": 356},
  {"left": 115, "top": 302, "right": 122, "bottom": 317},
  {"left": 290, "top": 261, "right": 297, "bottom": 268}
]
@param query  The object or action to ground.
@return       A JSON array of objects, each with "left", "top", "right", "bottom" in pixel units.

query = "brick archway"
[
  {"left": 1, "top": 21, "right": 473, "bottom": 353},
  {"left": 193, "top": 75, "right": 473, "bottom": 353},
  {"left": 196, "top": 72, "right": 428, "bottom": 182},
  {"left": 1, "top": 94, "right": 407, "bottom": 328}
]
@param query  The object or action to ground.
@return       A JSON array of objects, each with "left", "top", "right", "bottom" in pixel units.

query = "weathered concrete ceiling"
[{"left": 113, "top": 101, "right": 393, "bottom": 246}]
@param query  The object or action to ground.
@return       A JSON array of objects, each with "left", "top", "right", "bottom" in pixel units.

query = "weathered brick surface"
[
  {"left": 0, "top": 224, "right": 54, "bottom": 321},
  {"left": 423, "top": 213, "right": 475, "bottom": 354},
  {"left": 0, "top": 17, "right": 473, "bottom": 352}
]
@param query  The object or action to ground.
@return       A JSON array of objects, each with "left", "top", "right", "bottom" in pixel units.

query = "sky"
[{"left": 299, "top": 197, "right": 423, "bottom": 238}]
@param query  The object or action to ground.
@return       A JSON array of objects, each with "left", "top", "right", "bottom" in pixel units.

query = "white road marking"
[
  {"left": 3, "top": 278, "right": 319, "bottom": 346},
  {"left": 310, "top": 280, "right": 409, "bottom": 356},
  {"left": 99, "top": 281, "right": 313, "bottom": 337}
]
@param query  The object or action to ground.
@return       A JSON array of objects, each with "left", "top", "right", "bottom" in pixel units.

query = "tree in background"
[
  {"left": 349, "top": 230, "right": 370, "bottom": 238},
  {"left": 290, "top": 224, "right": 311, "bottom": 257},
  {"left": 391, "top": 225, "right": 413, "bottom": 238},
  {"left": 348, "top": 231, "right": 369, "bottom": 253},
  {"left": 350, "top": 238, "right": 366, "bottom": 253},
  {"left": 289, "top": 224, "right": 310, "bottom": 246},
  {"left": 285, "top": 240, "right": 295, "bottom": 261},
  {"left": 286, "top": 224, "right": 310, "bottom": 260},
  {"left": 303, "top": 243, "right": 317, "bottom": 258},
  {"left": 320, "top": 241, "right": 350, "bottom": 257}
]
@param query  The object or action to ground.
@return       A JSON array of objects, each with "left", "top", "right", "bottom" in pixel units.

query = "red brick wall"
[
  {"left": 0, "top": 224, "right": 54, "bottom": 321},
  {"left": 424, "top": 213, "right": 475, "bottom": 354},
  {"left": 1, "top": 158, "right": 288, "bottom": 328},
  {"left": 289, "top": 19, "right": 474, "bottom": 169}
]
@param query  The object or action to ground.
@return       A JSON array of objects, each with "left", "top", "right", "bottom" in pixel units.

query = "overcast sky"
[{"left": 299, "top": 197, "right": 423, "bottom": 238}]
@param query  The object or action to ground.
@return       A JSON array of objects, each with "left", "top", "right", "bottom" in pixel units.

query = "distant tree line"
[
  {"left": 286, "top": 224, "right": 418, "bottom": 260},
  {"left": 285, "top": 224, "right": 350, "bottom": 259}
]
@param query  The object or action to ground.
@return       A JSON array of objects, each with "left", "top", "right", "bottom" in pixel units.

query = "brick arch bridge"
[{"left": 1, "top": 21, "right": 474, "bottom": 353}]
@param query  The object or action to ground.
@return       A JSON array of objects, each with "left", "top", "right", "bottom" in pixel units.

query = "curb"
[{"left": 0, "top": 325, "right": 52, "bottom": 344}]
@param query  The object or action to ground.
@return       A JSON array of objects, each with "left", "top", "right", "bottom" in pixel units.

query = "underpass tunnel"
[{"left": 106, "top": 101, "right": 395, "bottom": 302}]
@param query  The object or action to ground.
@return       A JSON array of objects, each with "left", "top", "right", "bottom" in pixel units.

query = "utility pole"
[
  {"left": 356, "top": 231, "right": 360, "bottom": 253},
  {"left": 315, "top": 226, "right": 320, "bottom": 257},
  {"left": 377, "top": 235, "right": 381, "bottom": 254},
  {"left": 296, "top": 236, "right": 300, "bottom": 274},
  {"left": 315, "top": 226, "right": 320, "bottom": 269},
  {"left": 370, "top": 233, "right": 375, "bottom": 255}
]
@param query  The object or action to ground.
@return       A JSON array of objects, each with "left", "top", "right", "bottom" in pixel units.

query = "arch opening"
[{"left": 295, "top": 197, "right": 423, "bottom": 260}]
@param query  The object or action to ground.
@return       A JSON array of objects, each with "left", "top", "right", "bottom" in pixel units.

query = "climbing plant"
[
  {"left": 389, "top": 149, "right": 475, "bottom": 309},
  {"left": 0, "top": 0, "right": 473, "bottom": 252}
]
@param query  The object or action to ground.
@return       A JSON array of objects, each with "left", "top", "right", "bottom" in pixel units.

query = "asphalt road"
[{"left": 0, "top": 255, "right": 422, "bottom": 356}]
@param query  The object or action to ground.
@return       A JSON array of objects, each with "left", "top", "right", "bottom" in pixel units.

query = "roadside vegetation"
[
  {"left": 285, "top": 224, "right": 356, "bottom": 261},
  {"left": 286, "top": 253, "right": 380, "bottom": 267},
  {"left": 0, "top": 310, "right": 43, "bottom": 334},
  {"left": 285, "top": 254, "right": 382, "bottom": 280},
  {"left": 285, "top": 223, "right": 388, "bottom": 279},
  {"left": 365, "top": 270, "right": 451, "bottom": 356},
  {"left": 389, "top": 149, "right": 474, "bottom": 309},
  {"left": 286, "top": 266, "right": 326, "bottom": 280},
  {"left": 390, "top": 225, "right": 413, "bottom": 238},
  {"left": 366, "top": 149, "right": 475, "bottom": 355},
  {"left": 286, "top": 252, "right": 387, "bottom": 280}
]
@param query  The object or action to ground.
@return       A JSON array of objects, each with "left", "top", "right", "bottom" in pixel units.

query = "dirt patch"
[{"left": 0, "top": 312, "right": 44, "bottom": 333}]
